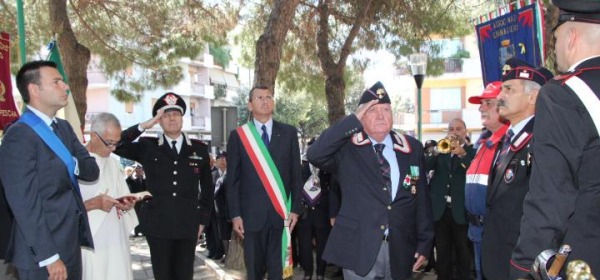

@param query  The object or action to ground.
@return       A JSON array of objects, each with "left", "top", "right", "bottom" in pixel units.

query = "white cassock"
[{"left": 79, "top": 153, "right": 139, "bottom": 280}]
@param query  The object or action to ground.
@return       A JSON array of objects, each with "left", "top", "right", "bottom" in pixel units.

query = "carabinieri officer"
[{"left": 114, "top": 92, "right": 214, "bottom": 280}]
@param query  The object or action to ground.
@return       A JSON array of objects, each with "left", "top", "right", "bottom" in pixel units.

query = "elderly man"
[
  {"left": 480, "top": 58, "right": 553, "bottom": 280},
  {"left": 464, "top": 81, "right": 508, "bottom": 280},
  {"left": 114, "top": 92, "right": 214, "bottom": 280},
  {"left": 0, "top": 60, "right": 99, "bottom": 280},
  {"left": 308, "top": 82, "right": 433, "bottom": 280},
  {"left": 80, "top": 112, "right": 138, "bottom": 280},
  {"left": 510, "top": 0, "right": 600, "bottom": 277},
  {"left": 427, "top": 117, "right": 475, "bottom": 280}
]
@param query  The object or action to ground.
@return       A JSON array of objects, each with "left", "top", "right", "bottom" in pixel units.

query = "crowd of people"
[{"left": 1, "top": 0, "right": 600, "bottom": 280}]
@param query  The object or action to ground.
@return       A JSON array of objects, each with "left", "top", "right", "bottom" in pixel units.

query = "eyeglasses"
[
  {"left": 252, "top": 95, "right": 273, "bottom": 102},
  {"left": 94, "top": 132, "right": 119, "bottom": 148}
]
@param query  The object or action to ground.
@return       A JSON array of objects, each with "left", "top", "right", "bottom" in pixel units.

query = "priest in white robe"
[{"left": 80, "top": 113, "right": 138, "bottom": 280}]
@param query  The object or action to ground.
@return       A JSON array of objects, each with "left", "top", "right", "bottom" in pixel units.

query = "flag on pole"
[
  {"left": 47, "top": 40, "right": 84, "bottom": 142},
  {"left": 0, "top": 32, "right": 20, "bottom": 131}
]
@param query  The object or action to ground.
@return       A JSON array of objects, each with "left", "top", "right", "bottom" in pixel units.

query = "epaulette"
[{"left": 190, "top": 138, "right": 208, "bottom": 146}]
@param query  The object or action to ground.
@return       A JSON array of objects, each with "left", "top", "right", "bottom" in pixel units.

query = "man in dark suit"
[
  {"left": 0, "top": 60, "right": 99, "bottom": 279},
  {"left": 308, "top": 82, "right": 434, "bottom": 280},
  {"left": 0, "top": 181, "right": 18, "bottom": 280},
  {"left": 481, "top": 58, "right": 553, "bottom": 280},
  {"left": 426, "top": 118, "right": 475, "bottom": 280},
  {"left": 125, "top": 164, "right": 147, "bottom": 237},
  {"left": 510, "top": 1, "right": 600, "bottom": 277},
  {"left": 226, "top": 86, "right": 303, "bottom": 280},
  {"left": 114, "top": 92, "right": 214, "bottom": 280},
  {"left": 205, "top": 151, "right": 230, "bottom": 261}
]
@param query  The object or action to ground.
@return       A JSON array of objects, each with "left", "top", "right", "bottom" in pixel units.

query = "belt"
[{"left": 382, "top": 234, "right": 389, "bottom": 242}]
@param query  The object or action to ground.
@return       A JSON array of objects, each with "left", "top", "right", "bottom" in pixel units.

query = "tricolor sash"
[
  {"left": 18, "top": 111, "right": 80, "bottom": 195},
  {"left": 236, "top": 122, "right": 294, "bottom": 278}
]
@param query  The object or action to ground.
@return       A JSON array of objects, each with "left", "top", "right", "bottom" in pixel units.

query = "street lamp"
[{"left": 409, "top": 53, "right": 428, "bottom": 141}]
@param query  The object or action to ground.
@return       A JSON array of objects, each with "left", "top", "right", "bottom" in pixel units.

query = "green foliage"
[
  {"left": 0, "top": 0, "right": 240, "bottom": 94},
  {"left": 233, "top": 87, "right": 250, "bottom": 126},
  {"left": 210, "top": 44, "right": 232, "bottom": 68},
  {"left": 214, "top": 84, "right": 227, "bottom": 100}
]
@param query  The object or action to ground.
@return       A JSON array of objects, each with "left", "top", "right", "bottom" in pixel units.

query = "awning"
[
  {"left": 223, "top": 72, "right": 240, "bottom": 88},
  {"left": 209, "top": 68, "right": 239, "bottom": 88}
]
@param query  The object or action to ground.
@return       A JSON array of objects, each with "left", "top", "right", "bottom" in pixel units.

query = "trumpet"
[{"left": 436, "top": 137, "right": 460, "bottom": 154}]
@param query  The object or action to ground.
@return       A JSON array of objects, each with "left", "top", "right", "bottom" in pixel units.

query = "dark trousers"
[
  {"left": 244, "top": 223, "right": 284, "bottom": 280},
  {"left": 434, "top": 207, "right": 473, "bottom": 280},
  {"left": 146, "top": 236, "right": 197, "bottom": 280},
  {"left": 296, "top": 209, "right": 330, "bottom": 277},
  {"left": 206, "top": 211, "right": 225, "bottom": 258}
]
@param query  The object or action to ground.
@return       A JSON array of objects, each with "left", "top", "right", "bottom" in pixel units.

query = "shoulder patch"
[
  {"left": 351, "top": 132, "right": 371, "bottom": 146},
  {"left": 391, "top": 131, "right": 412, "bottom": 154}
]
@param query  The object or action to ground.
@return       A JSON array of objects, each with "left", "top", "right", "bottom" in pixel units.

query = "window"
[{"left": 430, "top": 88, "right": 461, "bottom": 110}]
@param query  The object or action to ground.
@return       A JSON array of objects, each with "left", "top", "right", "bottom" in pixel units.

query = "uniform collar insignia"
[
  {"left": 157, "top": 133, "right": 191, "bottom": 146},
  {"left": 391, "top": 131, "right": 411, "bottom": 154},
  {"left": 510, "top": 131, "right": 532, "bottom": 152},
  {"left": 351, "top": 131, "right": 371, "bottom": 146}
]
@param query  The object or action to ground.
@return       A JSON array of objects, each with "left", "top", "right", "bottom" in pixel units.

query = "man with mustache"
[
  {"left": 464, "top": 81, "right": 508, "bottom": 280},
  {"left": 481, "top": 58, "right": 552, "bottom": 280}
]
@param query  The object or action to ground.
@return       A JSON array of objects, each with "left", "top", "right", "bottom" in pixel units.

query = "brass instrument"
[
  {"left": 436, "top": 138, "right": 457, "bottom": 154},
  {"left": 568, "top": 260, "right": 596, "bottom": 280}
]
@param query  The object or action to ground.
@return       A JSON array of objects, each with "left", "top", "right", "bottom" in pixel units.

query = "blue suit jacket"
[
  {"left": 307, "top": 115, "right": 434, "bottom": 280},
  {"left": 0, "top": 114, "right": 98, "bottom": 271},
  {"left": 225, "top": 121, "right": 303, "bottom": 231}
]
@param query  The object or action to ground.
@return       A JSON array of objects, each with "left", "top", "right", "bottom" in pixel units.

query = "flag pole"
[{"left": 16, "top": 0, "right": 26, "bottom": 65}]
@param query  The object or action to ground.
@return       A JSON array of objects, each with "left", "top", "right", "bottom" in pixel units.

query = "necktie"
[
  {"left": 261, "top": 125, "right": 270, "bottom": 148},
  {"left": 51, "top": 121, "right": 64, "bottom": 143},
  {"left": 171, "top": 140, "right": 178, "bottom": 154},
  {"left": 374, "top": 144, "right": 392, "bottom": 199},
  {"left": 496, "top": 129, "right": 514, "bottom": 166}
]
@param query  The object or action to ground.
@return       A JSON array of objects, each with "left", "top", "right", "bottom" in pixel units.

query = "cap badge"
[
  {"left": 377, "top": 88, "right": 386, "bottom": 99},
  {"left": 518, "top": 70, "right": 532, "bottom": 79},
  {"left": 164, "top": 94, "right": 178, "bottom": 105},
  {"left": 502, "top": 64, "right": 512, "bottom": 75}
]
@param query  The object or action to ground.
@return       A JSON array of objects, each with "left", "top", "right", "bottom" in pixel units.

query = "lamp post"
[{"left": 409, "top": 53, "right": 428, "bottom": 141}]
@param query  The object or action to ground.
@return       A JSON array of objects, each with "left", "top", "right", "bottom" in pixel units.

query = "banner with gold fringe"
[{"left": 0, "top": 32, "right": 20, "bottom": 131}]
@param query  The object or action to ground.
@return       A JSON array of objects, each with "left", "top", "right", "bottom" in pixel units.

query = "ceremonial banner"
[
  {"left": 475, "top": 1, "right": 545, "bottom": 85},
  {"left": 0, "top": 32, "right": 20, "bottom": 131},
  {"left": 47, "top": 40, "right": 83, "bottom": 142}
]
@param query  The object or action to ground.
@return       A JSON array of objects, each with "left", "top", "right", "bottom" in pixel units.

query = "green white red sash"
[{"left": 236, "top": 122, "right": 294, "bottom": 278}]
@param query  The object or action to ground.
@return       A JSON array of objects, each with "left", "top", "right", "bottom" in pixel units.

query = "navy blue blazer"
[
  {"left": 307, "top": 115, "right": 434, "bottom": 280},
  {"left": 0, "top": 115, "right": 98, "bottom": 270},
  {"left": 225, "top": 121, "right": 303, "bottom": 231}
]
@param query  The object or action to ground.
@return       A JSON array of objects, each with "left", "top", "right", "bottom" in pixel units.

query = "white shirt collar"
[{"left": 27, "top": 105, "right": 56, "bottom": 127}]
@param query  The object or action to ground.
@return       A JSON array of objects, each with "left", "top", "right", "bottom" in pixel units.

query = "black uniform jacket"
[
  {"left": 114, "top": 125, "right": 214, "bottom": 240},
  {"left": 482, "top": 118, "right": 533, "bottom": 280},
  {"left": 511, "top": 57, "right": 600, "bottom": 278},
  {"left": 307, "top": 114, "right": 434, "bottom": 280}
]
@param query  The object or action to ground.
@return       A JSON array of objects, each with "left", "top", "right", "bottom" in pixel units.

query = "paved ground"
[{"left": 130, "top": 236, "right": 437, "bottom": 280}]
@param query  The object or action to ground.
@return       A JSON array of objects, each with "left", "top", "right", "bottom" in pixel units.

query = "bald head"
[{"left": 554, "top": 22, "right": 600, "bottom": 72}]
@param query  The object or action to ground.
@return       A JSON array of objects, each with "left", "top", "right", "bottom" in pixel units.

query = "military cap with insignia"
[
  {"left": 501, "top": 58, "right": 554, "bottom": 86},
  {"left": 553, "top": 0, "right": 600, "bottom": 30},
  {"left": 358, "top": 81, "right": 391, "bottom": 105},
  {"left": 152, "top": 92, "right": 187, "bottom": 117}
]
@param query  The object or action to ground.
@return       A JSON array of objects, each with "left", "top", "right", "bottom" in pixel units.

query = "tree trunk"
[
  {"left": 224, "top": 233, "right": 246, "bottom": 272},
  {"left": 315, "top": 0, "right": 374, "bottom": 124},
  {"left": 253, "top": 0, "right": 301, "bottom": 94},
  {"left": 49, "top": 0, "right": 90, "bottom": 131}
]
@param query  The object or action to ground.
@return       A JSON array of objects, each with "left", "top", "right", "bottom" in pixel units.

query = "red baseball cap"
[{"left": 468, "top": 81, "right": 503, "bottom": 104}]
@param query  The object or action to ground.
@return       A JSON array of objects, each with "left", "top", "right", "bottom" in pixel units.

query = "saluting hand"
[
  {"left": 354, "top": 99, "right": 379, "bottom": 121},
  {"left": 139, "top": 109, "right": 164, "bottom": 130}
]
